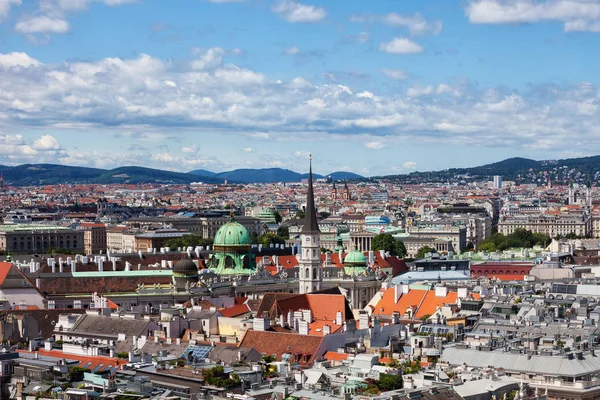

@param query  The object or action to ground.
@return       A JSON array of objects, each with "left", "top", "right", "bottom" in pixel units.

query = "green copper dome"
[
  {"left": 214, "top": 221, "right": 251, "bottom": 247},
  {"left": 344, "top": 249, "right": 367, "bottom": 265}
]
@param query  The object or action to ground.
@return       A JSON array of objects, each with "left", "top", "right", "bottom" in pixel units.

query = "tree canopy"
[
  {"left": 164, "top": 234, "right": 212, "bottom": 249},
  {"left": 415, "top": 246, "right": 436, "bottom": 259},
  {"left": 479, "top": 229, "right": 551, "bottom": 252},
  {"left": 258, "top": 232, "right": 286, "bottom": 248},
  {"left": 372, "top": 233, "right": 407, "bottom": 258}
]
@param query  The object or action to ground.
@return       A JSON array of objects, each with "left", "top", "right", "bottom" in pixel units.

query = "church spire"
[{"left": 302, "top": 154, "right": 320, "bottom": 234}]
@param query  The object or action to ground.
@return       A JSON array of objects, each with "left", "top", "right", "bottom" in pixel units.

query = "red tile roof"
[
  {"left": 18, "top": 348, "right": 127, "bottom": 372},
  {"left": 239, "top": 330, "right": 324, "bottom": 367},
  {"left": 323, "top": 351, "right": 348, "bottom": 362},
  {"left": 0, "top": 262, "right": 12, "bottom": 286},
  {"left": 219, "top": 304, "right": 251, "bottom": 318}
]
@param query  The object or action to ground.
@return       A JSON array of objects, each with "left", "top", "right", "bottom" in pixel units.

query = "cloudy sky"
[{"left": 0, "top": 0, "right": 599, "bottom": 176}]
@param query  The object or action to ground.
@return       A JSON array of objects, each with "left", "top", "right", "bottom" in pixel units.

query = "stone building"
[{"left": 0, "top": 225, "right": 84, "bottom": 254}]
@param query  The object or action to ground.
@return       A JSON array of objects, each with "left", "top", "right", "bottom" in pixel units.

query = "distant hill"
[
  {"left": 379, "top": 155, "right": 600, "bottom": 185},
  {"left": 188, "top": 169, "right": 217, "bottom": 178},
  {"left": 0, "top": 164, "right": 365, "bottom": 186},
  {"left": 188, "top": 167, "right": 364, "bottom": 183},
  {"left": 0, "top": 164, "right": 221, "bottom": 186},
  {"left": 327, "top": 171, "right": 364, "bottom": 181}
]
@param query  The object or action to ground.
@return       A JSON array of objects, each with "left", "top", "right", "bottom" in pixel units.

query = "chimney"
[
  {"left": 71, "top": 261, "right": 76, "bottom": 272},
  {"left": 302, "top": 309, "right": 312, "bottom": 322},
  {"left": 98, "top": 259, "right": 104, "bottom": 272},
  {"left": 335, "top": 311, "right": 343, "bottom": 326},
  {"left": 279, "top": 314, "right": 287, "bottom": 327},
  {"left": 299, "top": 320, "right": 309, "bottom": 335},
  {"left": 138, "top": 250, "right": 143, "bottom": 259},
  {"left": 346, "top": 320, "right": 357, "bottom": 333},
  {"left": 161, "top": 260, "right": 167, "bottom": 269},
  {"left": 394, "top": 284, "right": 402, "bottom": 304},
  {"left": 323, "top": 325, "right": 331, "bottom": 335},
  {"left": 379, "top": 249, "right": 386, "bottom": 259},
  {"left": 253, "top": 317, "right": 270, "bottom": 332},
  {"left": 359, "top": 312, "right": 370, "bottom": 330},
  {"left": 112, "top": 258, "right": 117, "bottom": 271},
  {"left": 368, "top": 251, "right": 375, "bottom": 264},
  {"left": 392, "top": 311, "right": 400, "bottom": 324}
]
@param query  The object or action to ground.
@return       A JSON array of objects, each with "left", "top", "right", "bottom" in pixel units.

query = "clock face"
[{"left": 305, "top": 237, "right": 310, "bottom": 242}]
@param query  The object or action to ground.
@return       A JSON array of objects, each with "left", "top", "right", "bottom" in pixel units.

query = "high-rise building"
[{"left": 493, "top": 175, "right": 503, "bottom": 190}]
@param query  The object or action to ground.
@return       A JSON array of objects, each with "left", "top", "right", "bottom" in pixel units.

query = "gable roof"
[{"left": 239, "top": 330, "right": 324, "bottom": 367}]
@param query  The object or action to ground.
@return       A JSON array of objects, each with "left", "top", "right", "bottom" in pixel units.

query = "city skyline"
[{"left": 1, "top": 0, "right": 600, "bottom": 175}]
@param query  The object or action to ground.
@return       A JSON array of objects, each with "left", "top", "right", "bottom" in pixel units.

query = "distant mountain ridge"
[
  {"left": 379, "top": 155, "right": 600, "bottom": 184},
  {"left": 0, "top": 164, "right": 364, "bottom": 186},
  {"left": 0, "top": 164, "right": 221, "bottom": 186},
  {"left": 189, "top": 168, "right": 364, "bottom": 183}
]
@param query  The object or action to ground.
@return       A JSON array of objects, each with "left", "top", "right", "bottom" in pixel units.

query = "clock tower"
[{"left": 299, "top": 155, "right": 323, "bottom": 294}]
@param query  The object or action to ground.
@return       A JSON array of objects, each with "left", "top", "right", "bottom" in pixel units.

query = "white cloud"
[
  {"left": 14, "top": 0, "right": 136, "bottom": 40},
  {"left": 242, "top": 147, "right": 254, "bottom": 153},
  {"left": 272, "top": 0, "right": 326, "bottom": 23},
  {"left": 15, "top": 16, "right": 69, "bottom": 34},
  {"left": 365, "top": 141, "right": 384, "bottom": 149},
  {"left": 402, "top": 161, "right": 417, "bottom": 169},
  {"left": 0, "top": 52, "right": 41, "bottom": 68},
  {"left": 381, "top": 69, "right": 408, "bottom": 80},
  {"left": 379, "top": 37, "right": 423, "bottom": 54},
  {"left": 284, "top": 46, "right": 301, "bottom": 55},
  {"left": 351, "top": 12, "right": 442, "bottom": 36},
  {"left": 355, "top": 31, "right": 370, "bottom": 43},
  {"left": 191, "top": 47, "right": 225, "bottom": 70},
  {"left": 2, "top": 50, "right": 600, "bottom": 162},
  {"left": 0, "top": 134, "right": 66, "bottom": 163},
  {"left": 152, "top": 153, "right": 177, "bottom": 163},
  {"left": 0, "top": 0, "right": 21, "bottom": 23},
  {"left": 465, "top": 0, "right": 600, "bottom": 33},
  {"left": 407, "top": 85, "right": 434, "bottom": 97},
  {"left": 294, "top": 150, "right": 311, "bottom": 158},
  {"left": 181, "top": 145, "right": 197, "bottom": 153}
]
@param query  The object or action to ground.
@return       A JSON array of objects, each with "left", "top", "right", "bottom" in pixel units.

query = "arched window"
[
  {"left": 313, "top": 268, "right": 317, "bottom": 279},
  {"left": 305, "top": 268, "right": 309, "bottom": 278},
  {"left": 225, "top": 256, "right": 234, "bottom": 268},
  {"left": 242, "top": 256, "right": 249, "bottom": 268}
]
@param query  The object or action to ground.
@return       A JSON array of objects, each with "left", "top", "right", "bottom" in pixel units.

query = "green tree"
[
  {"left": 377, "top": 373, "right": 403, "bottom": 391},
  {"left": 67, "top": 366, "right": 90, "bottom": 382},
  {"left": 415, "top": 246, "right": 436, "bottom": 259},
  {"left": 273, "top": 210, "right": 282, "bottom": 224},
  {"left": 164, "top": 234, "right": 212, "bottom": 249},
  {"left": 372, "top": 233, "right": 406, "bottom": 258},
  {"left": 259, "top": 233, "right": 285, "bottom": 248},
  {"left": 276, "top": 226, "right": 289, "bottom": 240},
  {"left": 319, "top": 211, "right": 331, "bottom": 219},
  {"left": 296, "top": 209, "right": 305, "bottom": 219}
]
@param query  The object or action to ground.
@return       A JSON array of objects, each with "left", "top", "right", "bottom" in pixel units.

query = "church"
[{"left": 14, "top": 158, "right": 402, "bottom": 313}]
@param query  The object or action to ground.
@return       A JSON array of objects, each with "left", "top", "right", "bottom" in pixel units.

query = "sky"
[{"left": 0, "top": 0, "right": 600, "bottom": 176}]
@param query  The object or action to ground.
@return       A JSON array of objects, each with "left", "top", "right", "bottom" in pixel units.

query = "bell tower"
[{"left": 299, "top": 155, "right": 323, "bottom": 294}]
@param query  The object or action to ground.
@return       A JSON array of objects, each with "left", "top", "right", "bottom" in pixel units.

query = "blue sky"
[{"left": 1, "top": 0, "right": 600, "bottom": 176}]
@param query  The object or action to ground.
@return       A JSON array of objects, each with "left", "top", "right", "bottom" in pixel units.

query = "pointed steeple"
[{"left": 302, "top": 154, "right": 320, "bottom": 234}]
